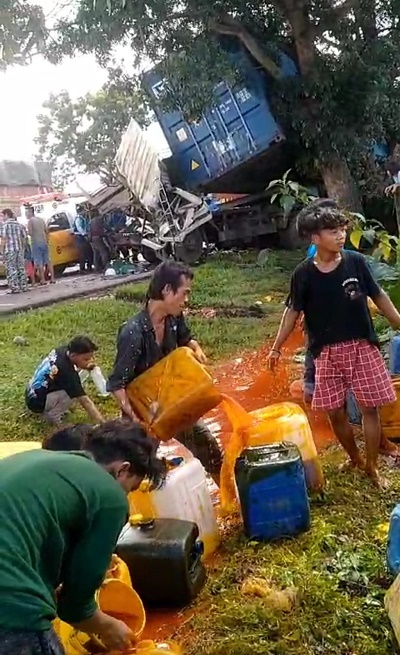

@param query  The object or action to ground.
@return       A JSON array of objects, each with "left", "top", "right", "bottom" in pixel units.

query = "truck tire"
[
  {"left": 140, "top": 245, "right": 160, "bottom": 265},
  {"left": 54, "top": 264, "right": 66, "bottom": 277},
  {"left": 278, "top": 214, "right": 306, "bottom": 250},
  {"left": 174, "top": 229, "right": 204, "bottom": 264}
]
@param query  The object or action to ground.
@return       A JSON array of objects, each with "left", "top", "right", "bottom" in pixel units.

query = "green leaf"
[
  {"left": 270, "top": 193, "right": 278, "bottom": 204},
  {"left": 280, "top": 195, "right": 296, "bottom": 215},
  {"left": 349, "top": 229, "right": 363, "bottom": 249}
]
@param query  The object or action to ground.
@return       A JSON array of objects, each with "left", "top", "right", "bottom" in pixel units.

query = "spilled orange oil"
[{"left": 129, "top": 330, "right": 335, "bottom": 645}]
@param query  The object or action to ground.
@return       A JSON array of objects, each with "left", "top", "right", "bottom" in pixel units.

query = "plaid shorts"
[{"left": 312, "top": 339, "right": 395, "bottom": 411}]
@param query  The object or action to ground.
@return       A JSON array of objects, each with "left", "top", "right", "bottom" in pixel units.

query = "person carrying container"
[
  {"left": 25, "top": 335, "right": 104, "bottom": 425},
  {"left": 0, "top": 418, "right": 166, "bottom": 655},
  {"left": 268, "top": 200, "right": 400, "bottom": 487},
  {"left": 107, "top": 260, "right": 223, "bottom": 486}
]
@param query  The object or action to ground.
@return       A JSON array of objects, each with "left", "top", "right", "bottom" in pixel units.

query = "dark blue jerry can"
[
  {"left": 235, "top": 442, "right": 310, "bottom": 541},
  {"left": 389, "top": 336, "right": 400, "bottom": 375},
  {"left": 388, "top": 504, "right": 400, "bottom": 575}
]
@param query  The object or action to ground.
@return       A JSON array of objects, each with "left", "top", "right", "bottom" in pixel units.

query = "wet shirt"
[
  {"left": 107, "top": 308, "right": 193, "bottom": 391},
  {"left": 25, "top": 346, "right": 85, "bottom": 412},
  {"left": 287, "top": 251, "right": 381, "bottom": 357},
  {"left": 0, "top": 449, "right": 127, "bottom": 631}
]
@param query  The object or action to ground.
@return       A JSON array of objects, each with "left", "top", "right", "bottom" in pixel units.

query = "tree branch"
[
  {"left": 315, "top": 0, "right": 359, "bottom": 35},
  {"left": 211, "top": 15, "right": 281, "bottom": 79}
]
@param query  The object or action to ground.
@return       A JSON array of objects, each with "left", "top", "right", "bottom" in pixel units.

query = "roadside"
[{"left": 0, "top": 266, "right": 153, "bottom": 316}]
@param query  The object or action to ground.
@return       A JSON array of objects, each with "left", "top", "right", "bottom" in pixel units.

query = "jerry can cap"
[{"left": 129, "top": 514, "right": 155, "bottom": 529}]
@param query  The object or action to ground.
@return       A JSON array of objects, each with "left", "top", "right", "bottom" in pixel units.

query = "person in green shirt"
[{"left": 0, "top": 418, "right": 165, "bottom": 655}]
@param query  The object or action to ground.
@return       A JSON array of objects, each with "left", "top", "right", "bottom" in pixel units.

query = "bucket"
[{"left": 54, "top": 567, "right": 146, "bottom": 655}]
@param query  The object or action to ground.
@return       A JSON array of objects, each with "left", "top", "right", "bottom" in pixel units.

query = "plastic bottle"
[{"left": 90, "top": 366, "right": 109, "bottom": 397}]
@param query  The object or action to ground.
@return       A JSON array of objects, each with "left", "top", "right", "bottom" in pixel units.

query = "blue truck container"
[
  {"left": 234, "top": 442, "right": 310, "bottom": 541},
  {"left": 142, "top": 43, "right": 296, "bottom": 193}
]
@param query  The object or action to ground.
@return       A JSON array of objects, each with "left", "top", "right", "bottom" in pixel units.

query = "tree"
[
  {"left": 0, "top": 0, "right": 46, "bottom": 70},
  {"left": 35, "top": 69, "right": 149, "bottom": 186},
  {"left": 48, "top": 0, "right": 400, "bottom": 209}
]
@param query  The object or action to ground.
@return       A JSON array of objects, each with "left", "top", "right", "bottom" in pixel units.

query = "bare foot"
[
  {"left": 339, "top": 456, "right": 366, "bottom": 472},
  {"left": 366, "top": 468, "right": 389, "bottom": 490},
  {"left": 379, "top": 441, "right": 399, "bottom": 458}
]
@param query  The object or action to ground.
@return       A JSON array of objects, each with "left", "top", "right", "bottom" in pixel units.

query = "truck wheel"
[
  {"left": 54, "top": 264, "right": 66, "bottom": 277},
  {"left": 174, "top": 229, "right": 204, "bottom": 264},
  {"left": 279, "top": 214, "right": 306, "bottom": 250},
  {"left": 140, "top": 245, "right": 160, "bottom": 265}
]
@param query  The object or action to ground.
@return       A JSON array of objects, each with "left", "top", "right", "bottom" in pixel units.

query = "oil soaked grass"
[
  {"left": 0, "top": 251, "right": 295, "bottom": 442},
  {"left": 181, "top": 453, "right": 400, "bottom": 655}
]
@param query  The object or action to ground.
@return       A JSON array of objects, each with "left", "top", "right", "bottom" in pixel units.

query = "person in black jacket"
[{"left": 107, "top": 261, "right": 223, "bottom": 485}]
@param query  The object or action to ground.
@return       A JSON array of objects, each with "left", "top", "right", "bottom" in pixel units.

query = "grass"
[
  {"left": 2, "top": 248, "right": 398, "bottom": 654},
  {"left": 0, "top": 250, "right": 298, "bottom": 443},
  {"left": 180, "top": 453, "right": 400, "bottom": 655}
]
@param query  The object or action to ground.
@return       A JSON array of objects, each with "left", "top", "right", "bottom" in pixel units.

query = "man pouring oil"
[{"left": 107, "top": 261, "right": 223, "bottom": 485}]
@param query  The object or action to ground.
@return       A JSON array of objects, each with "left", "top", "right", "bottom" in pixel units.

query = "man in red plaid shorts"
[{"left": 268, "top": 200, "right": 400, "bottom": 486}]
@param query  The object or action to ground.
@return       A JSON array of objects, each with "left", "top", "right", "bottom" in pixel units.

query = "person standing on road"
[
  {"left": 89, "top": 209, "right": 110, "bottom": 272},
  {"left": 74, "top": 206, "right": 93, "bottom": 274},
  {"left": 107, "top": 261, "right": 223, "bottom": 486},
  {"left": 26, "top": 205, "right": 55, "bottom": 285},
  {"left": 0, "top": 208, "right": 28, "bottom": 294},
  {"left": 0, "top": 418, "right": 166, "bottom": 655},
  {"left": 25, "top": 335, "right": 105, "bottom": 425}
]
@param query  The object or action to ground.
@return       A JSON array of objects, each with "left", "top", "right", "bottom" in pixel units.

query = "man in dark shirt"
[
  {"left": 0, "top": 418, "right": 166, "bottom": 655},
  {"left": 25, "top": 335, "right": 104, "bottom": 425},
  {"left": 268, "top": 202, "right": 400, "bottom": 486},
  {"left": 89, "top": 210, "right": 110, "bottom": 272},
  {"left": 107, "top": 261, "right": 223, "bottom": 485}
]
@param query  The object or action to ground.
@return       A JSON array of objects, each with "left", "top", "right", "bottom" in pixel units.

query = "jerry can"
[
  {"left": 53, "top": 558, "right": 146, "bottom": 655},
  {"left": 129, "top": 455, "right": 220, "bottom": 558},
  {"left": 389, "top": 336, "right": 400, "bottom": 375},
  {"left": 126, "top": 347, "right": 222, "bottom": 440},
  {"left": 136, "top": 640, "right": 182, "bottom": 655},
  {"left": 380, "top": 376, "right": 400, "bottom": 440},
  {"left": 116, "top": 517, "right": 206, "bottom": 608},
  {"left": 0, "top": 441, "right": 40, "bottom": 459},
  {"left": 385, "top": 572, "right": 400, "bottom": 648},
  {"left": 235, "top": 443, "right": 310, "bottom": 541},
  {"left": 220, "top": 398, "right": 323, "bottom": 514},
  {"left": 388, "top": 504, "right": 400, "bottom": 575}
]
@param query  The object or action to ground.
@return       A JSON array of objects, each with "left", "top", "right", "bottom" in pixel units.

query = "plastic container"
[
  {"left": 380, "top": 376, "right": 400, "bottom": 440},
  {"left": 346, "top": 391, "right": 362, "bottom": 426},
  {"left": 385, "top": 572, "right": 400, "bottom": 647},
  {"left": 116, "top": 517, "right": 206, "bottom": 608},
  {"left": 54, "top": 559, "right": 146, "bottom": 655},
  {"left": 0, "top": 441, "right": 40, "bottom": 459},
  {"left": 389, "top": 336, "right": 400, "bottom": 374},
  {"left": 136, "top": 640, "right": 182, "bottom": 655},
  {"left": 128, "top": 456, "right": 219, "bottom": 557},
  {"left": 220, "top": 397, "right": 323, "bottom": 514},
  {"left": 388, "top": 504, "right": 400, "bottom": 574},
  {"left": 79, "top": 366, "right": 110, "bottom": 397},
  {"left": 126, "top": 347, "right": 222, "bottom": 441},
  {"left": 235, "top": 443, "right": 310, "bottom": 541}
]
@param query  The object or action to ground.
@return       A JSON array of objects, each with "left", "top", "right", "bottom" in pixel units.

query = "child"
[{"left": 268, "top": 201, "right": 400, "bottom": 486}]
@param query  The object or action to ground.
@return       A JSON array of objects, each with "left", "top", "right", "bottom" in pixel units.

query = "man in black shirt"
[
  {"left": 25, "top": 336, "right": 104, "bottom": 425},
  {"left": 107, "top": 261, "right": 223, "bottom": 485},
  {"left": 268, "top": 201, "right": 400, "bottom": 486}
]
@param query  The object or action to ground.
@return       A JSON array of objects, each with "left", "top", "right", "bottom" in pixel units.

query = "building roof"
[{"left": 0, "top": 161, "right": 52, "bottom": 188}]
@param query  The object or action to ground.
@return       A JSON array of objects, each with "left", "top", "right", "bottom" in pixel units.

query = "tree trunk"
[{"left": 319, "top": 158, "right": 362, "bottom": 211}]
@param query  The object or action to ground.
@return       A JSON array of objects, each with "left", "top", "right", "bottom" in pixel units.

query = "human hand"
[
  {"left": 98, "top": 616, "right": 136, "bottom": 652},
  {"left": 385, "top": 184, "right": 400, "bottom": 197},
  {"left": 267, "top": 349, "right": 281, "bottom": 372},
  {"left": 193, "top": 344, "right": 208, "bottom": 365}
]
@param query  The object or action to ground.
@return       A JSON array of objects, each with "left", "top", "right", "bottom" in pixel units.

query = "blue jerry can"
[
  {"left": 389, "top": 336, "right": 400, "bottom": 375},
  {"left": 234, "top": 442, "right": 310, "bottom": 541},
  {"left": 388, "top": 504, "right": 400, "bottom": 575}
]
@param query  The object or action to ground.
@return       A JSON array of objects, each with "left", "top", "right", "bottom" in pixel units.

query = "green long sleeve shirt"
[{"left": 0, "top": 449, "right": 128, "bottom": 631}]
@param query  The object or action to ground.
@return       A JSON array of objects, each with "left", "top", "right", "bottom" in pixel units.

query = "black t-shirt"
[
  {"left": 25, "top": 346, "right": 85, "bottom": 412},
  {"left": 287, "top": 251, "right": 381, "bottom": 357}
]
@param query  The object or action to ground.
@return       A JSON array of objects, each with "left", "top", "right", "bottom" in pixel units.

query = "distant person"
[
  {"left": 89, "top": 210, "right": 110, "bottom": 272},
  {"left": 25, "top": 335, "right": 105, "bottom": 425},
  {"left": 107, "top": 261, "right": 223, "bottom": 486},
  {"left": 0, "top": 208, "right": 28, "bottom": 294},
  {"left": 0, "top": 419, "right": 166, "bottom": 655},
  {"left": 26, "top": 205, "right": 55, "bottom": 285},
  {"left": 74, "top": 206, "right": 93, "bottom": 274}
]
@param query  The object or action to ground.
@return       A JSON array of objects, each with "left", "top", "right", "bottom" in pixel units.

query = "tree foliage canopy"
[
  {"left": 48, "top": 0, "right": 400, "bottom": 206},
  {"left": 35, "top": 69, "right": 149, "bottom": 186},
  {"left": 0, "top": 0, "right": 46, "bottom": 70}
]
